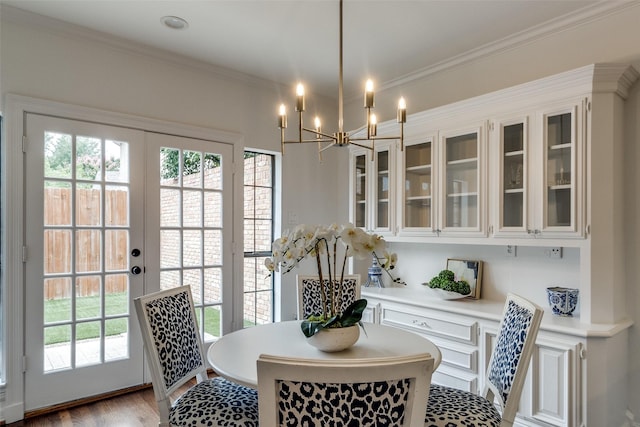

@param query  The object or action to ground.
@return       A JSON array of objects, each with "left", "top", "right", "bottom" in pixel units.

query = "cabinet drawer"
[
  {"left": 432, "top": 367, "right": 478, "bottom": 393},
  {"left": 382, "top": 308, "right": 478, "bottom": 345},
  {"left": 436, "top": 340, "right": 477, "bottom": 373}
]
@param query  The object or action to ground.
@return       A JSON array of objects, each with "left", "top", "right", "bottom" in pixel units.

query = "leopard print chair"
[
  {"left": 296, "top": 274, "right": 360, "bottom": 319},
  {"left": 425, "top": 293, "right": 543, "bottom": 427},
  {"left": 258, "top": 352, "right": 435, "bottom": 427},
  {"left": 135, "top": 286, "right": 258, "bottom": 426}
]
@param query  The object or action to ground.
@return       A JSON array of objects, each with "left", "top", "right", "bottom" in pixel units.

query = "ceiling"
[{"left": 1, "top": 0, "right": 611, "bottom": 99}]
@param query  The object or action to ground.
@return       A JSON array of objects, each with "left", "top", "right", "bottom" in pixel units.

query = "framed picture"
[{"left": 446, "top": 259, "right": 483, "bottom": 299}]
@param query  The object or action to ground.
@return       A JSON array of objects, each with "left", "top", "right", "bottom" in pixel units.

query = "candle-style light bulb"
[
  {"left": 278, "top": 104, "right": 287, "bottom": 128},
  {"left": 295, "top": 83, "right": 305, "bottom": 112},
  {"left": 397, "top": 97, "right": 407, "bottom": 123},
  {"left": 369, "top": 113, "right": 377, "bottom": 136},
  {"left": 364, "top": 79, "right": 375, "bottom": 108},
  {"left": 314, "top": 116, "right": 322, "bottom": 138}
]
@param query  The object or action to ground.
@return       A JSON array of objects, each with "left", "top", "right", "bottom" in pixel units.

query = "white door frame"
[{"left": 3, "top": 94, "right": 244, "bottom": 422}]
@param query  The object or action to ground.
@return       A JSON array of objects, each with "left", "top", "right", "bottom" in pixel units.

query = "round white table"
[{"left": 207, "top": 321, "right": 441, "bottom": 388}]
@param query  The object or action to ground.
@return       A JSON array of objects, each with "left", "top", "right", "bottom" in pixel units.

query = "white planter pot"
[{"left": 306, "top": 324, "right": 360, "bottom": 352}]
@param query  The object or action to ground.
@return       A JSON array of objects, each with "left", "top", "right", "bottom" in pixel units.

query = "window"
[{"left": 243, "top": 152, "right": 275, "bottom": 326}]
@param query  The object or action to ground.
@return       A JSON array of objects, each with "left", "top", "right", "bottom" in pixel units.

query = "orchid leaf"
[{"left": 339, "top": 299, "right": 367, "bottom": 327}]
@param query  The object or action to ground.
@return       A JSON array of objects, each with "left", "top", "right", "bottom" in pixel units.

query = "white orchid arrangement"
[{"left": 265, "top": 223, "right": 397, "bottom": 336}]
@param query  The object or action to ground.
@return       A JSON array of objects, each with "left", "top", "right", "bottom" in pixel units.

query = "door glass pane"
[
  {"left": 105, "top": 274, "right": 128, "bottom": 316},
  {"left": 160, "top": 189, "right": 181, "bottom": 226},
  {"left": 204, "top": 153, "right": 222, "bottom": 190},
  {"left": 44, "top": 325, "right": 71, "bottom": 371},
  {"left": 503, "top": 123, "right": 524, "bottom": 228},
  {"left": 76, "top": 185, "right": 101, "bottom": 226},
  {"left": 183, "top": 150, "right": 202, "bottom": 188},
  {"left": 75, "top": 230, "right": 101, "bottom": 273},
  {"left": 44, "top": 278, "right": 72, "bottom": 323},
  {"left": 445, "top": 133, "right": 478, "bottom": 228},
  {"left": 183, "top": 230, "right": 202, "bottom": 267},
  {"left": 44, "top": 182, "right": 72, "bottom": 226},
  {"left": 105, "top": 318, "right": 128, "bottom": 361},
  {"left": 44, "top": 132, "right": 72, "bottom": 179},
  {"left": 76, "top": 321, "right": 101, "bottom": 367},
  {"left": 204, "top": 192, "right": 222, "bottom": 227},
  {"left": 105, "top": 185, "right": 129, "bottom": 226},
  {"left": 404, "top": 142, "right": 431, "bottom": 228},
  {"left": 75, "top": 136, "right": 102, "bottom": 181},
  {"left": 76, "top": 276, "right": 101, "bottom": 319},
  {"left": 183, "top": 190, "right": 202, "bottom": 227},
  {"left": 105, "top": 140, "right": 129, "bottom": 183},
  {"left": 204, "top": 230, "right": 222, "bottom": 265},
  {"left": 44, "top": 230, "right": 72, "bottom": 274}
]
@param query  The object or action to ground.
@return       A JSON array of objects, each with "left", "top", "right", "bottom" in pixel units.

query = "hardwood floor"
[
  {"left": 8, "top": 385, "right": 165, "bottom": 427},
  {"left": 6, "top": 373, "right": 208, "bottom": 426}
]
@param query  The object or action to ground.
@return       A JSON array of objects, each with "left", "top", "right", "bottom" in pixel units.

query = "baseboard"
[{"left": 2, "top": 401, "right": 25, "bottom": 424}]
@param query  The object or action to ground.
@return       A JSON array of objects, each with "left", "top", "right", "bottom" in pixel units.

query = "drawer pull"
[{"left": 412, "top": 319, "right": 429, "bottom": 328}]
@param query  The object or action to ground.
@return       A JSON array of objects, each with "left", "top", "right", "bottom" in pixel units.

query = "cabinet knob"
[{"left": 412, "top": 319, "right": 429, "bottom": 328}]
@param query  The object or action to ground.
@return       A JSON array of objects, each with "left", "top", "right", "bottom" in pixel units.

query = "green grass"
[{"left": 43, "top": 293, "right": 239, "bottom": 345}]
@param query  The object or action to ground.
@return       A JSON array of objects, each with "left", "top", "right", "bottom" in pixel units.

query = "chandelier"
[{"left": 277, "top": 0, "right": 407, "bottom": 159}]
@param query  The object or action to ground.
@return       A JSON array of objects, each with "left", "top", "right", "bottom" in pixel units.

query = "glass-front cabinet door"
[
  {"left": 495, "top": 118, "right": 529, "bottom": 236},
  {"left": 398, "top": 138, "right": 435, "bottom": 236},
  {"left": 372, "top": 142, "right": 395, "bottom": 235},
  {"left": 350, "top": 149, "right": 369, "bottom": 230},
  {"left": 439, "top": 125, "right": 486, "bottom": 236},
  {"left": 542, "top": 106, "right": 581, "bottom": 235}
]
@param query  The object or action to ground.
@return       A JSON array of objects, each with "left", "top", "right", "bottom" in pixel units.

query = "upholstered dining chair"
[
  {"left": 296, "top": 274, "right": 360, "bottom": 319},
  {"left": 134, "top": 286, "right": 259, "bottom": 427},
  {"left": 258, "top": 352, "right": 435, "bottom": 427},
  {"left": 425, "top": 293, "right": 544, "bottom": 427}
]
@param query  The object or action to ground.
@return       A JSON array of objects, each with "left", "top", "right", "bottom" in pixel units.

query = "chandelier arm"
[
  {"left": 301, "top": 127, "right": 336, "bottom": 140},
  {"left": 319, "top": 141, "right": 339, "bottom": 153},
  {"left": 350, "top": 135, "right": 402, "bottom": 142},
  {"left": 348, "top": 141, "right": 374, "bottom": 151},
  {"left": 283, "top": 138, "right": 335, "bottom": 144}
]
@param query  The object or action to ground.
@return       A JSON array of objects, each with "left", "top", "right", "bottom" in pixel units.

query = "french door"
[{"left": 23, "top": 114, "right": 234, "bottom": 410}]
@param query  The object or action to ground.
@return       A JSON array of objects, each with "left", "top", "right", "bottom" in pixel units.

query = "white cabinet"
[
  {"left": 363, "top": 292, "right": 586, "bottom": 427},
  {"left": 480, "top": 324, "right": 583, "bottom": 427},
  {"left": 492, "top": 101, "right": 586, "bottom": 239},
  {"left": 378, "top": 301, "right": 480, "bottom": 393}
]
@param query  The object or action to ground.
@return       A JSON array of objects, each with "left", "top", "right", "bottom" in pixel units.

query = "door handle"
[{"left": 131, "top": 266, "right": 142, "bottom": 275}]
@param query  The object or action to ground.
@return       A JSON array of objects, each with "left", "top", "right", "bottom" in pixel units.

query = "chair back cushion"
[
  {"left": 258, "top": 353, "right": 433, "bottom": 427},
  {"left": 485, "top": 293, "right": 543, "bottom": 420},
  {"left": 276, "top": 378, "right": 411, "bottom": 425},
  {"left": 297, "top": 275, "right": 360, "bottom": 319},
  {"left": 136, "top": 286, "right": 205, "bottom": 393}
]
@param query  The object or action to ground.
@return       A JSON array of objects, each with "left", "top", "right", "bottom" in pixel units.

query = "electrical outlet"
[
  {"left": 506, "top": 245, "right": 517, "bottom": 257},
  {"left": 546, "top": 247, "right": 562, "bottom": 259}
]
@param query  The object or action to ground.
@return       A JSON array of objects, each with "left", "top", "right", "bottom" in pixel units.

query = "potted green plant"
[{"left": 265, "top": 223, "right": 397, "bottom": 343}]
